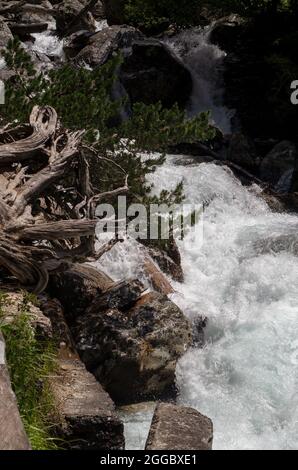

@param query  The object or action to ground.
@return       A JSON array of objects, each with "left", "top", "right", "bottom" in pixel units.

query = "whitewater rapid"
[
  {"left": 97, "top": 27, "right": 298, "bottom": 450},
  {"left": 20, "top": 21, "right": 298, "bottom": 450},
  {"left": 97, "top": 156, "right": 298, "bottom": 450}
]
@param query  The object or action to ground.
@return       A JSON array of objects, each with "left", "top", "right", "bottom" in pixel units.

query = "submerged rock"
[
  {"left": 145, "top": 403, "right": 213, "bottom": 450},
  {"left": 74, "top": 291, "right": 193, "bottom": 403}
]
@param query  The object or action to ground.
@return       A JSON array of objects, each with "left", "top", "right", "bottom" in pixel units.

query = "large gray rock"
[
  {"left": 50, "top": 358, "right": 124, "bottom": 449},
  {"left": 19, "top": 1, "right": 55, "bottom": 25},
  {"left": 74, "top": 291, "right": 193, "bottom": 403},
  {"left": 55, "top": 0, "right": 96, "bottom": 34},
  {"left": 0, "top": 333, "right": 31, "bottom": 450},
  {"left": 74, "top": 25, "right": 143, "bottom": 67},
  {"left": 120, "top": 39, "right": 193, "bottom": 109},
  {"left": 145, "top": 403, "right": 213, "bottom": 450},
  {"left": 260, "top": 141, "right": 297, "bottom": 186},
  {"left": 0, "top": 16, "right": 13, "bottom": 49}
]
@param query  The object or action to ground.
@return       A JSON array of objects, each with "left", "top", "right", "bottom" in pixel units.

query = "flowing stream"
[
  {"left": 96, "top": 27, "right": 298, "bottom": 450},
  {"left": 11, "top": 22, "right": 298, "bottom": 450}
]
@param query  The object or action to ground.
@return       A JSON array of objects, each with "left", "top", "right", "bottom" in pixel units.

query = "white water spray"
[{"left": 164, "top": 27, "right": 234, "bottom": 135}]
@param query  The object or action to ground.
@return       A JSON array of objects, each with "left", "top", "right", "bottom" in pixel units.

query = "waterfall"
[
  {"left": 150, "top": 157, "right": 298, "bottom": 450},
  {"left": 96, "top": 26, "right": 298, "bottom": 450},
  {"left": 164, "top": 27, "right": 234, "bottom": 135}
]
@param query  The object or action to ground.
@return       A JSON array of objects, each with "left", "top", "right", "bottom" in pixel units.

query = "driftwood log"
[{"left": 0, "top": 106, "right": 128, "bottom": 293}]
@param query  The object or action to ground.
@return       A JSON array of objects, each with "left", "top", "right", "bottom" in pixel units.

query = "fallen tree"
[{"left": 0, "top": 105, "right": 128, "bottom": 293}]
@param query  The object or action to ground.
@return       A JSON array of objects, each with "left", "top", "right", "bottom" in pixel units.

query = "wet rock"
[
  {"left": 74, "top": 292, "right": 193, "bottom": 403},
  {"left": 74, "top": 25, "right": 143, "bottom": 67},
  {"left": 50, "top": 358, "right": 124, "bottom": 450},
  {"left": 228, "top": 133, "right": 257, "bottom": 170},
  {"left": 260, "top": 141, "right": 297, "bottom": 186},
  {"left": 55, "top": 0, "right": 96, "bottom": 35},
  {"left": 146, "top": 240, "right": 184, "bottom": 283},
  {"left": 143, "top": 256, "right": 175, "bottom": 295},
  {"left": 145, "top": 403, "right": 213, "bottom": 450},
  {"left": 49, "top": 264, "right": 114, "bottom": 323},
  {"left": 0, "top": 16, "right": 13, "bottom": 49},
  {"left": 120, "top": 39, "right": 193, "bottom": 109},
  {"left": 1, "top": 292, "right": 52, "bottom": 341},
  {"left": 0, "top": 333, "right": 31, "bottom": 450},
  {"left": 192, "top": 315, "right": 208, "bottom": 347}
]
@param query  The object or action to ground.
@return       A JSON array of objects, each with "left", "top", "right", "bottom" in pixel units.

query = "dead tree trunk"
[{"left": 0, "top": 106, "right": 128, "bottom": 293}]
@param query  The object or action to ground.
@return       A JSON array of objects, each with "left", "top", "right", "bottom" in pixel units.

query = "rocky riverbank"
[{"left": 0, "top": 0, "right": 298, "bottom": 451}]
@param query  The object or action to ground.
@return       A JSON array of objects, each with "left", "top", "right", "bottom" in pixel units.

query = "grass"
[{"left": 0, "top": 291, "right": 60, "bottom": 450}]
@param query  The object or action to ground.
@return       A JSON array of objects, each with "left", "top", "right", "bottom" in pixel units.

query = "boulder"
[
  {"left": 74, "top": 291, "right": 193, "bottom": 403},
  {"left": 0, "top": 16, "right": 13, "bottom": 49},
  {"left": 80, "top": 0, "right": 105, "bottom": 19},
  {"left": 120, "top": 39, "right": 193, "bottom": 109},
  {"left": 19, "top": 1, "right": 55, "bottom": 25},
  {"left": 260, "top": 141, "right": 297, "bottom": 186},
  {"left": 50, "top": 358, "right": 124, "bottom": 449},
  {"left": 49, "top": 264, "right": 114, "bottom": 323},
  {"left": 55, "top": 0, "right": 96, "bottom": 34},
  {"left": 228, "top": 133, "right": 257, "bottom": 170},
  {"left": 102, "top": 0, "right": 127, "bottom": 25},
  {"left": 145, "top": 403, "right": 213, "bottom": 450},
  {"left": 74, "top": 25, "right": 143, "bottom": 67},
  {"left": 1, "top": 292, "right": 52, "bottom": 341},
  {"left": 0, "top": 333, "right": 31, "bottom": 450}
]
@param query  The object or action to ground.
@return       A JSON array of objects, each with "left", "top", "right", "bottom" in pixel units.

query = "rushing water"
[
  {"left": 14, "top": 19, "right": 298, "bottom": 449},
  {"left": 97, "top": 27, "right": 298, "bottom": 450},
  {"left": 164, "top": 27, "right": 234, "bottom": 134}
]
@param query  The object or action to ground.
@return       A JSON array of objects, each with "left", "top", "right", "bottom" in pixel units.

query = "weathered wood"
[
  {"left": 0, "top": 106, "right": 127, "bottom": 293},
  {"left": 0, "top": 106, "right": 57, "bottom": 165}
]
